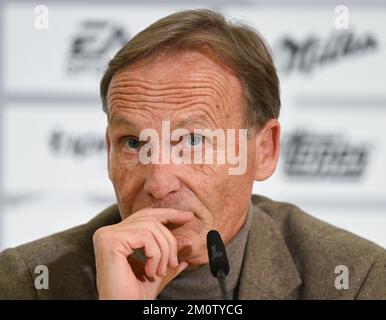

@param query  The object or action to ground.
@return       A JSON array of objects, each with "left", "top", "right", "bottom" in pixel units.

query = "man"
[{"left": 0, "top": 9, "right": 385, "bottom": 300}]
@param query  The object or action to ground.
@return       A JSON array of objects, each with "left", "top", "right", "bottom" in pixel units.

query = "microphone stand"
[{"left": 217, "top": 269, "right": 231, "bottom": 300}]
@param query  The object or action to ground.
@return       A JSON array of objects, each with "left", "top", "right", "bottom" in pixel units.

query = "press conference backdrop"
[{"left": 0, "top": 0, "right": 385, "bottom": 250}]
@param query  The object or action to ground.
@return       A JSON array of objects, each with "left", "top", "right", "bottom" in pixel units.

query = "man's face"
[{"left": 105, "top": 50, "right": 261, "bottom": 266}]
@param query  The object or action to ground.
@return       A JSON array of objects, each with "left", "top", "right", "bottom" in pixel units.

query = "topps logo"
[
  {"left": 282, "top": 131, "right": 370, "bottom": 179},
  {"left": 67, "top": 20, "right": 128, "bottom": 74}
]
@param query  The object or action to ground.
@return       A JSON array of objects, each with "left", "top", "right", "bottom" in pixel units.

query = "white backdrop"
[{"left": 0, "top": 1, "right": 385, "bottom": 250}]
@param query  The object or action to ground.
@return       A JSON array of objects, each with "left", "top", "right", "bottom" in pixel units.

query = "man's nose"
[{"left": 143, "top": 164, "right": 181, "bottom": 200}]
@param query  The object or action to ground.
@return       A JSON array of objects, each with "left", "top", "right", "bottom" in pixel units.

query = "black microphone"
[{"left": 207, "top": 230, "right": 231, "bottom": 300}]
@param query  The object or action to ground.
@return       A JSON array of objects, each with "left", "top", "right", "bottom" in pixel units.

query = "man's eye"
[
  {"left": 124, "top": 137, "right": 142, "bottom": 151},
  {"left": 183, "top": 134, "right": 204, "bottom": 148}
]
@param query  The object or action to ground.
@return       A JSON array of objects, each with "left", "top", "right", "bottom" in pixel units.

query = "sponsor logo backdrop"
[{"left": 1, "top": 2, "right": 385, "bottom": 249}]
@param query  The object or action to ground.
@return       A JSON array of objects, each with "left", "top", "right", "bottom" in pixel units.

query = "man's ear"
[
  {"left": 253, "top": 119, "right": 281, "bottom": 181},
  {"left": 105, "top": 126, "right": 112, "bottom": 181}
]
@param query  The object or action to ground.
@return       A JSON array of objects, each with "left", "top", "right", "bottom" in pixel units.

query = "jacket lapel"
[{"left": 237, "top": 204, "right": 302, "bottom": 299}]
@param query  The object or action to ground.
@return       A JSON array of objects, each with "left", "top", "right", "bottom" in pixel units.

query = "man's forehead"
[
  {"left": 109, "top": 111, "right": 218, "bottom": 131},
  {"left": 106, "top": 50, "right": 244, "bottom": 127},
  {"left": 108, "top": 50, "right": 239, "bottom": 93}
]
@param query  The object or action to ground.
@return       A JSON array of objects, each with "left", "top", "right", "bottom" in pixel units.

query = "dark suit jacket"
[{"left": 0, "top": 195, "right": 385, "bottom": 299}]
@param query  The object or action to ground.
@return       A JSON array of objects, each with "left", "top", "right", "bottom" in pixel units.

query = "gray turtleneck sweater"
[{"left": 157, "top": 203, "right": 253, "bottom": 300}]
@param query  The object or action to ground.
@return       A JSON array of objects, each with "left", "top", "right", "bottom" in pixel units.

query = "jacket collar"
[{"left": 237, "top": 204, "right": 302, "bottom": 299}]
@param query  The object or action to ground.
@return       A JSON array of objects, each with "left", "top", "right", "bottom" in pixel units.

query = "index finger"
[
  {"left": 146, "top": 209, "right": 195, "bottom": 225},
  {"left": 131, "top": 208, "right": 195, "bottom": 225}
]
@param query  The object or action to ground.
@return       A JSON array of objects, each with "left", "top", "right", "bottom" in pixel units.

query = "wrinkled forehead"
[
  {"left": 109, "top": 49, "right": 240, "bottom": 90},
  {"left": 106, "top": 50, "right": 245, "bottom": 127}
]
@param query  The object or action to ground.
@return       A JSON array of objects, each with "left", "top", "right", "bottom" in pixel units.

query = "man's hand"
[{"left": 92, "top": 208, "right": 194, "bottom": 299}]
